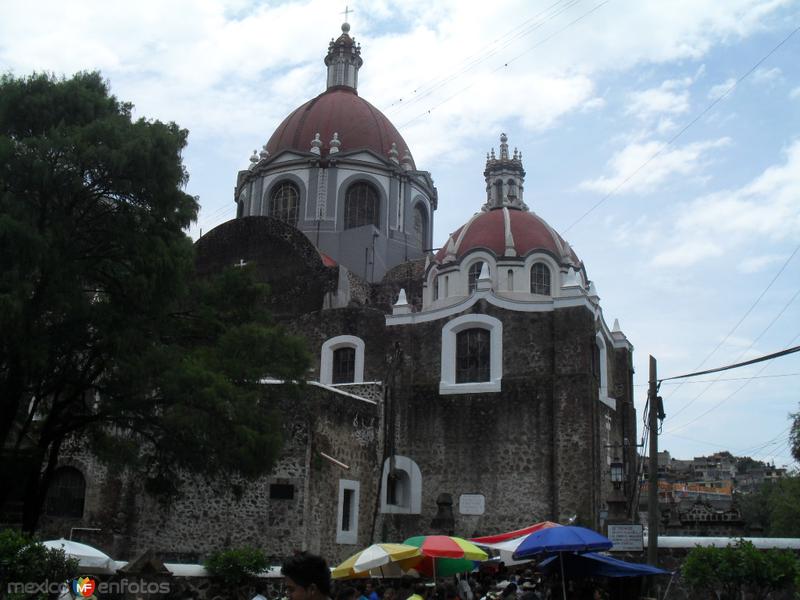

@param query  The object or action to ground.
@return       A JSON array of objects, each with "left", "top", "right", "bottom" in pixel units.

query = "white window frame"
[
  {"left": 380, "top": 456, "right": 422, "bottom": 514},
  {"left": 320, "top": 335, "right": 365, "bottom": 385},
  {"left": 440, "top": 314, "right": 503, "bottom": 395},
  {"left": 596, "top": 333, "right": 615, "bottom": 409},
  {"left": 336, "top": 479, "right": 360, "bottom": 544}
]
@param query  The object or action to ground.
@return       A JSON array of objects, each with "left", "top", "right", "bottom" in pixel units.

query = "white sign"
[
  {"left": 459, "top": 494, "right": 485, "bottom": 515},
  {"left": 608, "top": 524, "right": 644, "bottom": 552}
]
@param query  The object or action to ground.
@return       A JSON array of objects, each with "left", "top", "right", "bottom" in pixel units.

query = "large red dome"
[
  {"left": 434, "top": 208, "right": 580, "bottom": 265},
  {"left": 266, "top": 88, "right": 415, "bottom": 168}
]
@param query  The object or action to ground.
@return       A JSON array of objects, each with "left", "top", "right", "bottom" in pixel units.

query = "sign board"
[
  {"left": 459, "top": 494, "right": 485, "bottom": 515},
  {"left": 608, "top": 524, "right": 644, "bottom": 552}
]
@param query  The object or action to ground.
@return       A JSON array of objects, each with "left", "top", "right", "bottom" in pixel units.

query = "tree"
[
  {"left": 738, "top": 474, "right": 800, "bottom": 537},
  {"left": 682, "top": 539, "right": 798, "bottom": 599},
  {"left": 791, "top": 407, "right": 800, "bottom": 463},
  {"left": 0, "top": 72, "right": 309, "bottom": 531},
  {"left": 0, "top": 529, "right": 78, "bottom": 599}
]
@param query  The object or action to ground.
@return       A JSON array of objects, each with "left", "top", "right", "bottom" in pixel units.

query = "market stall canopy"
[
  {"left": 538, "top": 552, "right": 672, "bottom": 578},
  {"left": 42, "top": 539, "right": 116, "bottom": 572}
]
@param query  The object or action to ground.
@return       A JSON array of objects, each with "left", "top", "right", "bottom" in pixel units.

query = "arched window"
[
  {"left": 45, "top": 467, "right": 85, "bottom": 518},
  {"left": 456, "top": 328, "right": 491, "bottom": 383},
  {"left": 507, "top": 269, "right": 514, "bottom": 291},
  {"left": 432, "top": 275, "right": 439, "bottom": 301},
  {"left": 494, "top": 180, "right": 503, "bottom": 204},
  {"left": 269, "top": 182, "right": 299, "bottom": 225},
  {"left": 332, "top": 347, "right": 356, "bottom": 384},
  {"left": 531, "top": 263, "right": 551, "bottom": 295},
  {"left": 380, "top": 456, "right": 422, "bottom": 514},
  {"left": 320, "top": 335, "right": 365, "bottom": 385},
  {"left": 507, "top": 179, "right": 517, "bottom": 200},
  {"left": 345, "top": 182, "right": 380, "bottom": 229},
  {"left": 412, "top": 204, "right": 426, "bottom": 250},
  {"left": 468, "top": 261, "right": 485, "bottom": 293}
]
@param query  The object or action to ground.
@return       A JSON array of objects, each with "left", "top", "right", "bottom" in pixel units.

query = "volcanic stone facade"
[{"left": 36, "top": 23, "right": 636, "bottom": 565}]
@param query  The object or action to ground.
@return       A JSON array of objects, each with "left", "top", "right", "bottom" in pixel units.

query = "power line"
[
  {"left": 561, "top": 24, "right": 800, "bottom": 235},
  {"left": 386, "top": 0, "right": 582, "bottom": 114},
  {"left": 665, "top": 332, "right": 800, "bottom": 434},
  {"left": 397, "top": 1, "right": 610, "bottom": 129},
  {"left": 633, "top": 372, "right": 800, "bottom": 387},
  {"left": 665, "top": 244, "right": 800, "bottom": 415},
  {"left": 661, "top": 344, "right": 800, "bottom": 383}
]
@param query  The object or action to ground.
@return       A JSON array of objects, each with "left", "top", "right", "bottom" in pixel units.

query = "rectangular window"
[
  {"left": 336, "top": 480, "right": 360, "bottom": 544},
  {"left": 342, "top": 489, "right": 353, "bottom": 531},
  {"left": 332, "top": 347, "right": 356, "bottom": 384},
  {"left": 269, "top": 484, "right": 295, "bottom": 500}
]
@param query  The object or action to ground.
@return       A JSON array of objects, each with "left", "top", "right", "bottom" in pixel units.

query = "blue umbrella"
[
  {"left": 511, "top": 526, "right": 612, "bottom": 560},
  {"left": 511, "top": 526, "right": 613, "bottom": 600}
]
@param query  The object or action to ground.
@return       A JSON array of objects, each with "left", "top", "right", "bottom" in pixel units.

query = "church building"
[{"left": 39, "top": 22, "right": 636, "bottom": 564}]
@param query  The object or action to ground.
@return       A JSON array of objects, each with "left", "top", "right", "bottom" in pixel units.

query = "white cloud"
[
  {"left": 651, "top": 140, "right": 800, "bottom": 267},
  {"left": 738, "top": 254, "right": 787, "bottom": 273},
  {"left": 652, "top": 239, "right": 724, "bottom": 267},
  {"left": 708, "top": 78, "right": 737, "bottom": 100},
  {"left": 627, "top": 83, "right": 690, "bottom": 121},
  {"left": 790, "top": 87, "right": 800, "bottom": 100},
  {"left": 580, "top": 137, "right": 730, "bottom": 195},
  {"left": 751, "top": 66, "right": 782, "bottom": 84}
]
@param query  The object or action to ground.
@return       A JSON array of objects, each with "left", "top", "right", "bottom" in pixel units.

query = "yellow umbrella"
[{"left": 332, "top": 543, "right": 422, "bottom": 579}]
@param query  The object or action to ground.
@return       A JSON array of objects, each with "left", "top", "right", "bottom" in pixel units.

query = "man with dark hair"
[{"left": 282, "top": 552, "right": 332, "bottom": 600}]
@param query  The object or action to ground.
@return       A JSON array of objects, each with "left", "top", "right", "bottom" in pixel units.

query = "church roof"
[
  {"left": 265, "top": 87, "right": 415, "bottom": 168},
  {"left": 434, "top": 207, "right": 581, "bottom": 266}
]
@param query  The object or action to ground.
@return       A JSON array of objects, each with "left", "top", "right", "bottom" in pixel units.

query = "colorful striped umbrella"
[
  {"left": 332, "top": 543, "right": 422, "bottom": 579},
  {"left": 403, "top": 536, "right": 488, "bottom": 578}
]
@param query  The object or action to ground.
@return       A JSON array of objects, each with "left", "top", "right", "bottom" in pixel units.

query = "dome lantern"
[
  {"left": 483, "top": 133, "right": 528, "bottom": 212},
  {"left": 325, "top": 22, "right": 363, "bottom": 91}
]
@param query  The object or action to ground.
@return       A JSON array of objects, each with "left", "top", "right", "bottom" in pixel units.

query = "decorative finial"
[
  {"left": 249, "top": 150, "right": 258, "bottom": 169},
  {"left": 259, "top": 143, "right": 270, "bottom": 160},
  {"left": 401, "top": 148, "right": 413, "bottom": 170},
  {"left": 388, "top": 142, "right": 399, "bottom": 164},
  {"left": 329, "top": 132, "right": 341, "bottom": 154},
  {"left": 499, "top": 133, "right": 509, "bottom": 160},
  {"left": 393, "top": 288, "right": 411, "bottom": 315},
  {"left": 490, "top": 148, "right": 496, "bottom": 160},
  {"left": 310, "top": 132, "right": 322, "bottom": 155},
  {"left": 513, "top": 147, "right": 518, "bottom": 160}
]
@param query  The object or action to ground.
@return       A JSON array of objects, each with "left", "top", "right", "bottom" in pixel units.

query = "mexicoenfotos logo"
[{"left": 71, "top": 576, "right": 96, "bottom": 597}]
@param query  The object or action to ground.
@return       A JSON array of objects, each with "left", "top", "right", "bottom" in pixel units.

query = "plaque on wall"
[
  {"left": 608, "top": 524, "right": 644, "bottom": 551},
  {"left": 459, "top": 494, "right": 485, "bottom": 515}
]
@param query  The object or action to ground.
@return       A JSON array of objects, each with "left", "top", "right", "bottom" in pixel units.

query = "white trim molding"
[
  {"left": 380, "top": 456, "right": 422, "bottom": 514},
  {"left": 320, "top": 335, "right": 365, "bottom": 385},
  {"left": 440, "top": 314, "right": 503, "bottom": 395},
  {"left": 336, "top": 479, "right": 360, "bottom": 544},
  {"left": 596, "top": 332, "right": 616, "bottom": 410}
]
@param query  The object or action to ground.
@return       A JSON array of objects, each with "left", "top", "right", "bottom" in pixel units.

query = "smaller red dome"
[
  {"left": 266, "top": 88, "right": 414, "bottom": 168},
  {"left": 435, "top": 208, "right": 580, "bottom": 266}
]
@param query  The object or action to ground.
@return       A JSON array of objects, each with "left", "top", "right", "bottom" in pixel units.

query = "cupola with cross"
[{"left": 325, "top": 20, "right": 363, "bottom": 91}]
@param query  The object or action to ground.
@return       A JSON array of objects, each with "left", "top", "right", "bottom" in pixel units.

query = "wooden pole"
[{"left": 647, "top": 355, "right": 659, "bottom": 567}]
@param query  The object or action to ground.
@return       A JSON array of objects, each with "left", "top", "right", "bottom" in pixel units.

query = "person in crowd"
[
  {"left": 407, "top": 583, "right": 427, "bottom": 600},
  {"left": 282, "top": 552, "right": 333, "bottom": 600},
  {"left": 336, "top": 588, "right": 358, "bottom": 600},
  {"left": 366, "top": 582, "right": 380, "bottom": 600},
  {"left": 499, "top": 582, "right": 517, "bottom": 600},
  {"left": 456, "top": 574, "right": 473, "bottom": 600},
  {"left": 383, "top": 588, "right": 397, "bottom": 600},
  {"left": 252, "top": 581, "right": 269, "bottom": 600}
]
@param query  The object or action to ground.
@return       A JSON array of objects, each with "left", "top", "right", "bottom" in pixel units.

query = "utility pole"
[{"left": 647, "top": 355, "right": 659, "bottom": 566}]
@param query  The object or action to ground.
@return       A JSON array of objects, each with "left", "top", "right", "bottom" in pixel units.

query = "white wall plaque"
[
  {"left": 608, "top": 524, "right": 644, "bottom": 552},
  {"left": 459, "top": 494, "right": 485, "bottom": 515}
]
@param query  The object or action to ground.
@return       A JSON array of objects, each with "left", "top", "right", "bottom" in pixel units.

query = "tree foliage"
[
  {"left": 682, "top": 539, "right": 798, "bottom": 599},
  {"left": 205, "top": 546, "right": 269, "bottom": 598},
  {"left": 0, "top": 529, "right": 79, "bottom": 599},
  {"left": 738, "top": 474, "right": 800, "bottom": 537},
  {"left": 0, "top": 72, "right": 309, "bottom": 531},
  {"left": 791, "top": 407, "right": 800, "bottom": 463}
]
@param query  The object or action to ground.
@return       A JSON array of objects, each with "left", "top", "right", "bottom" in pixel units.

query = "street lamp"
[{"left": 610, "top": 460, "right": 625, "bottom": 487}]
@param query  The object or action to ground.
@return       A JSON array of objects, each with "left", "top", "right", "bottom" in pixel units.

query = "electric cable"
[{"left": 561, "top": 24, "right": 800, "bottom": 234}]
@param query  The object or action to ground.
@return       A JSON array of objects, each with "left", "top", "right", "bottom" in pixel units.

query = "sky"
[{"left": 2, "top": 0, "right": 799, "bottom": 467}]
